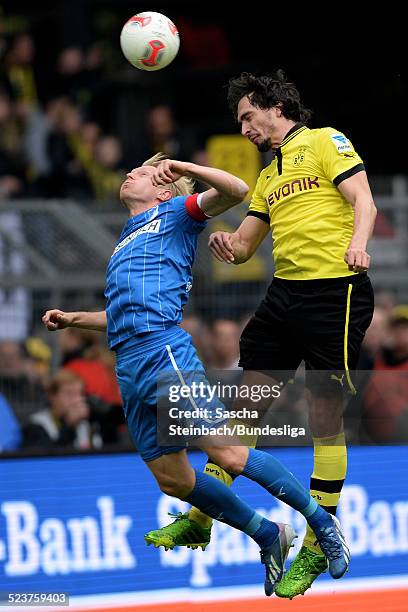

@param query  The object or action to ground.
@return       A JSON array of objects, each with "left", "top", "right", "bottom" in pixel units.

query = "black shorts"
[{"left": 239, "top": 274, "right": 374, "bottom": 393}]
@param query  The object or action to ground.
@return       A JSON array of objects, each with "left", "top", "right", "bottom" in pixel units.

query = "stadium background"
[{"left": 0, "top": 2, "right": 407, "bottom": 611}]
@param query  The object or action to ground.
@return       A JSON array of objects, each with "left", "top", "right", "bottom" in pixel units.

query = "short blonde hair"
[{"left": 142, "top": 152, "right": 194, "bottom": 197}]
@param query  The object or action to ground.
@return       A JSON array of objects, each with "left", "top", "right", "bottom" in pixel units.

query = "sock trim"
[
  {"left": 313, "top": 432, "right": 346, "bottom": 445},
  {"left": 243, "top": 512, "right": 263, "bottom": 536},
  {"left": 321, "top": 505, "right": 337, "bottom": 514},
  {"left": 310, "top": 477, "right": 344, "bottom": 493},
  {"left": 302, "top": 498, "right": 319, "bottom": 518}
]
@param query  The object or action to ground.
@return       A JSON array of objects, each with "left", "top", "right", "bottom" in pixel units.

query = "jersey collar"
[{"left": 281, "top": 122, "right": 308, "bottom": 147}]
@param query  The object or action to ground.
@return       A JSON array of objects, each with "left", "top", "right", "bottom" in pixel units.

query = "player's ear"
[
  {"left": 157, "top": 188, "right": 172, "bottom": 202},
  {"left": 274, "top": 103, "right": 283, "bottom": 118}
]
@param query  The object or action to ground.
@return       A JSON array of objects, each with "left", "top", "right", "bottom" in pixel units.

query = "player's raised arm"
[
  {"left": 151, "top": 159, "right": 249, "bottom": 216},
  {"left": 42, "top": 309, "right": 107, "bottom": 332}
]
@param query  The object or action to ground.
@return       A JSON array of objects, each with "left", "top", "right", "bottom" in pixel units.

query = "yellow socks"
[
  {"left": 304, "top": 432, "right": 347, "bottom": 554},
  {"left": 188, "top": 427, "right": 257, "bottom": 529},
  {"left": 188, "top": 462, "right": 234, "bottom": 528}
]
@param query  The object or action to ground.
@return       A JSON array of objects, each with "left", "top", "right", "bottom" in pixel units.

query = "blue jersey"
[{"left": 105, "top": 194, "right": 207, "bottom": 349}]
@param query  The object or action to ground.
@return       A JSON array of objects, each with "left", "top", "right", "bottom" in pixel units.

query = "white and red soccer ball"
[{"left": 120, "top": 11, "right": 180, "bottom": 71}]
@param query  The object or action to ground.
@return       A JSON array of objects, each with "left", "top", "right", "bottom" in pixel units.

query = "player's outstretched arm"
[
  {"left": 42, "top": 309, "right": 107, "bottom": 332},
  {"left": 338, "top": 171, "right": 377, "bottom": 273},
  {"left": 151, "top": 159, "right": 249, "bottom": 216},
  {"left": 209, "top": 215, "right": 269, "bottom": 265}
]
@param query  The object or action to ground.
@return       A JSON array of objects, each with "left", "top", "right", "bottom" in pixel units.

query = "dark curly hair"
[{"left": 227, "top": 70, "right": 312, "bottom": 124}]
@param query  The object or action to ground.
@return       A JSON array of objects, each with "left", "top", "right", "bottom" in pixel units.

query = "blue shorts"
[{"left": 115, "top": 326, "right": 225, "bottom": 463}]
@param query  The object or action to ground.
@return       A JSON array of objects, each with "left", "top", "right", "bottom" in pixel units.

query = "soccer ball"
[{"left": 120, "top": 11, "right": 180, "bottom": 71}]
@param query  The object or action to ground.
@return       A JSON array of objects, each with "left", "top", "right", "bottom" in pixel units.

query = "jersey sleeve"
[
  {"left": 247, "top": 174, "right": 270, "bottom": 224},
  {"left": 315, "top": 127, "right": 365, "bottom": 186},
  {"left": 172, "top": 194, "right": 208, "bottom": 233}
]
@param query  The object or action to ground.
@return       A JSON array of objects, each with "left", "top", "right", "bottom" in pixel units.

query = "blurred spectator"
[
  {"left": 357, "top": 306, "right": 389, "bottom": 369},
  {"left": 133, "top": 104, "right": 196, "bottom": 164},
  {"left": 81, "top": 134, "right": 125, "bottom": 201},
  {"left": 361, "top": 305, "right": 408, "bottom": 442},
  {"left": 52, "top": 44, "right": 104, "bottom": 111},
  {"left": 23, "top": 369, "right": 100, "bottom": 449},
  {"left": 54, "top": 46, "right": 84, "bottom": 101},
  {"left": 0, "top": 340, "right": 30, "bottom": 377},
  {"left": 24, "top": 97, "right": 112, "bottom": 198},
  {"left": 181, "top": 314, "right": 214, "bottom": 366},
  {"left": 81, "top": 121, "right": 101, "bottom": 154},
  {"left": 346, "top": 306, "right": 389, "bottom": 442},
  {"left": 25, "top": 336, "right": 52, "bottom": 383},
  {"left": 374, "top": 290, "right": 396, "bottom": 315},
  {"left": 1, "top": 33, "right": 38, "bottom": 108},
  {"left": 211, "top": 319, "right": 241, "bottom": 369},
  {"left": 375, "top": 305, "right": 408, "bottom": 368},
  {"left": 0, "top": 340, "right": 46, "bottom": 423},
  {"left": 43, "top": 100, "right": 93, "bottom": 198},
  {"left": 58, "top": 327, "right": 94, "bottom": 365},
  {"left": 58, "top": 327, "right": 123, "bottom": 443},
  {"left": 0, "top": 88, "right": 27, "bottom": 198},
  {"left": 0, "top": 392, "right": 22, "bottom": 451},
  {"left": 63, "top": 341, "right": 122, "bottom": 408},
  {"left": 23, "top": 96, "right": 67, "bottom": 182}
]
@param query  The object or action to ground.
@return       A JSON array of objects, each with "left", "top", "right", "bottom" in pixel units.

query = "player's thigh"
[
  {"left": 147, "top": 448, "right": 195, "bottom": 495},
  {"left": 232, "top": 369, "right": 282, "bottom": 422},
  {"left": 239, "top": 280, "right": 302, "bottom": 374},
  {"left": 163, "top": 326, "right": 238, "bottom": 419},
  {"left": 115, "top": 344, "right": 186, "bottom": 462},
  {"left": 303, "top": 275, "right": 374, "bottom": 394}
]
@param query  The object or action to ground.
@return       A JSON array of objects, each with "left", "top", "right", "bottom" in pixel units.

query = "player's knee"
[
  {"left": 156, "top": 473, "right": 194, "bottom": 499},
  {"left": 309, "top": 399, "right": 343, "bottom": 437},
  {"left": 207, "top": 447, "right": 247, "bottom": 475}
]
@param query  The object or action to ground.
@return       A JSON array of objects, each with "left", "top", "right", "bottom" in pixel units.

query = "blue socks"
[
  {"left": 184, "top": 449, "right": 334, "bottom": 550},
  {"left": 185, "top": 469, "right": 279, "bottom": 549},
  {"left": 242, "top": 448, "right": 332, "bottom": 529}
]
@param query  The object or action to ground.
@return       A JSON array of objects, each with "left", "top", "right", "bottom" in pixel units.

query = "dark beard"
[{"left": 257, "top": 138, "right": 272, "bottom": 152}]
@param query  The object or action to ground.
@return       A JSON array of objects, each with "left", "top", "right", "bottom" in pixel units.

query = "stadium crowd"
[
  {"left": 1, "top": 299, "right": 408, "bottom": 453},
  {"left": 1, "top": 21, "right": 408, "bottom": 452},
  {"left": 0, "top": 32, "right": 204, "bottom": 202}
]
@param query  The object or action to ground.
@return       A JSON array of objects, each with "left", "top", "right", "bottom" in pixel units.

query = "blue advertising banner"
[{"left": 0, "top": 447, "right": 407, "bottom": 596}]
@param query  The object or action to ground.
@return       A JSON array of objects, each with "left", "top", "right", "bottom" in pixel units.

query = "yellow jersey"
[{"left": 248, "top": 124, "right": 365, "bottom": 280}]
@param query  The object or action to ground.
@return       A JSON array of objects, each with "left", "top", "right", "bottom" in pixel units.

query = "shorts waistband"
[
  {"left": 272, "top": 273, "right": 368, "bottom": 290},
  {"left": 114, "top": 326, "right": 185, "bottom": 360}
]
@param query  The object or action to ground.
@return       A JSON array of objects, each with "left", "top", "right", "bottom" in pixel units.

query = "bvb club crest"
[{"left": 293, "top": 146, "right": 306, "bottom": 166}]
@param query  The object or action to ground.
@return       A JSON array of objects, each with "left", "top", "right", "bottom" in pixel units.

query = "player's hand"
[
  {"left": 208, "top": 231, "right": 235, "bottom": 263},
  {"left": 42, "top": 309, "right": 72, "bottom": 331},
  {"left": 344, "top": 246, "right": 371, "bottom": 272},
  {"left": 151, "top": 159, "right": 189, "bottom": 186}
]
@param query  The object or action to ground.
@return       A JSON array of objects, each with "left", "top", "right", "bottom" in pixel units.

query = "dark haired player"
[{"left": 149, "top": 72, "right": 376, "bottom": 599}]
